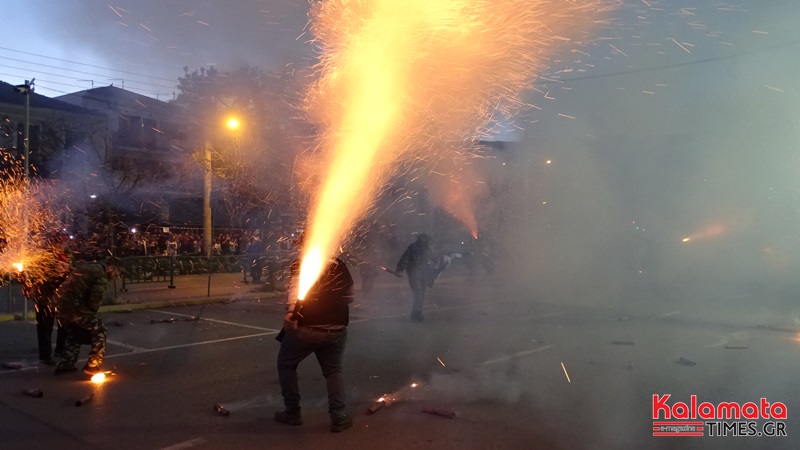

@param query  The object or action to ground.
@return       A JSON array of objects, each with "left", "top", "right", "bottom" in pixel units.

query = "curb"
[
  {"left": 0, "top": 291, "right": 285, "bottom": 324},
  {"left": 0, "top": 313, "right": 16, "bottom": 323}
]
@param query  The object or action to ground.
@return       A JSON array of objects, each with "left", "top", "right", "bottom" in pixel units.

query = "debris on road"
[
  {"left": 150, "top": 318, "right": 176, "bottom": 324},
  {"left": 367, "top": 397, "right": 389, "bottom": 415},
  {"left": 676, "top": 357, "right": 697, "bottom": 367},
  {"left": 725, "top": 344, "right": 748, "bottom": 350},
  {"left": 422, "top": 407, "right": 456, "bottom": 419},
  {"left": 75, "top": 393, "right": 94, "bottom": 407},
  {"left": 22, "top": 388, "right": 43, "bottom": 398},
  {"left": 213, "top": 403, "right": 230, "bottom": 416},
  {"left": 2, "top": 362, "right": 23, "bottom": 370}
]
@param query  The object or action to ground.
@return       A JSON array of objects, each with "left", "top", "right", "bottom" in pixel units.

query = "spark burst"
[
  {"left": 296, "top": 0, "right": 613, "bottom": 297},
  {"left": 0, "top": 166, "right": 62, "bottom": 286}
]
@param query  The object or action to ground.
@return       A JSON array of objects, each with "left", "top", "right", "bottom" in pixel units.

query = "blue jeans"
[{"left": 277, "top": 326, "right": 348, "bottom": 418}]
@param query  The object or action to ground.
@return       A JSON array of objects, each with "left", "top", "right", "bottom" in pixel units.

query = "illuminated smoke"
[
  {"left": 296, "top": 0, "right": 612, "bottom": 298},
  {"left": 427, "top": 161, "right": 484, "bottom": 239}
]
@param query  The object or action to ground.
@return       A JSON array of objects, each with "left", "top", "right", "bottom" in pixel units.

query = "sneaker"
[
  {"left": 330, "top": 415, "right": 353, "bottom": 433},
  {"left": 54, "top": 365, "right": 78, "bottom": 375},
  {"left": 83, "top": 364, "right": 102, "bottom": 376},
  {"left": 274, "top": 410, "right": 302, "bottom": 426}
]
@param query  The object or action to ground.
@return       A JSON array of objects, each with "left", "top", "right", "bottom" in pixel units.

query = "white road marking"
[
  {"left": 104, "top": 332, "right": 279, "bottom": 359},
  {"left": 107, "top": 339, "right": 148, "bottom": 352},
  {"left": 512, "top": 312, "right": 565, "bottom": 321},
  {"left": 157, "top": 437, "right": 208, "bottom": 450},
  {"left": 146, "top": 309, "right": 280, "bottom": 331},
  {"left": 480, "top": 344, "right": 554, "bottom": 366},
  {"left": 654, "top": 310, "right": 681, "bottom": 319}
]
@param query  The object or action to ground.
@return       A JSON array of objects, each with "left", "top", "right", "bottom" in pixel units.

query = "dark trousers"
[
  {"left": 35, "top": 305, "right": 65, "bottom": 361},
  {"left": 277, "top": 327, "right": 347, "bottom": 418},
  {"left": 58, "top": 316, "right": 107, "bottom": 369},
  {"left": 249, "top": 257, "right": 263, "bottom": 281},
  {"left": 408, "top": 270, "right": 427, "bottom": 317}
]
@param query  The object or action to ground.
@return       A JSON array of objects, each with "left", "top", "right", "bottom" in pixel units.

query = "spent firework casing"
[
  {"left": 213, "top": 403, "right": 230, "bottom": 416},
  {"left": 367, "top": 400, "right": 386, "bottom": 415},
  {"left": 75, "top": 393, "right": 94, "bottom": 406},
  {"left": 422, "top": 407, "right": 456, "bottom": 419},
  {"left": 23, "top": 388, "right": 43, "bottom": 398}
]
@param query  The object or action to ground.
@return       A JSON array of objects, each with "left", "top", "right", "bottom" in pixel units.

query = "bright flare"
[
  {"left": 297, "top": 0, "right": 611, "bottom": 297},
  {"left": 91, "top": 372, "right": 106, "bottom": 383}
]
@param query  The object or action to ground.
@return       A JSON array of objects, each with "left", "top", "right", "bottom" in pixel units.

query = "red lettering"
[
  {"left": 691, "top": 395, "right": 697, "bottom": 419},
  {"left": 718, "top": 402, "right": 741, "bottom": 419},
  {"left": 653, "top": 394, "right": 671, "bottom": 419},
  {"left": 673, "top": 402, "right": 689, "bottom": 419},
  {"left": 742, "top": 402, "right": 758, "bottom": 419},
  {"left": 761, "top": 398, "right": 769, "bottom": 418},
  {"left": 698, "top": 402, "right": 715, "bottom": 419},
  {"left": 771, "top": 402, "right": 788, "bottom": 419}
]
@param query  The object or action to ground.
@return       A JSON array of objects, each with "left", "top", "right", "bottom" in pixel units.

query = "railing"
[{"left": 118, "top": 254, "right": 293, "bottom": 291}]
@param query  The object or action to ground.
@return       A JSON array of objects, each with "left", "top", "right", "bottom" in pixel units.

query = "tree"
[{"left": 172, "top": 65, "right": 304, "bottom": 228}]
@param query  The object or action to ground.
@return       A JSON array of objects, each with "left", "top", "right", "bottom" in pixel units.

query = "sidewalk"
[{"left": 0, "top": 272, "right": 284, "bottom": 323}]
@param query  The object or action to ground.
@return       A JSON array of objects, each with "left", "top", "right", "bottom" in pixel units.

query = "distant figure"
[
  {"left": 54, "top": 257, "right": 121, "bottom": 376},
  {"left": 275, "top": 232, "right": 355, "bottom": 433},
  {"left": 246, "top": 237, "right": 264, "bottom": 283},
  {"left": 396, "top": 233, "right": 433, "bottom": 322}
]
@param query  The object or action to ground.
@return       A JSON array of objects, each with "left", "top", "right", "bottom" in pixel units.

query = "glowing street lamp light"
[
  {"left": 225, "top": 116, "right": 240, "bottom": 131},
  {"left": 203, "top": 116, "right": 242, "bottom": 272}
]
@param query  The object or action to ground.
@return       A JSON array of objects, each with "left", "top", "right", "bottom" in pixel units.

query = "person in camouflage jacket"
[{"left": 54, "top": 258, "right": 121, "bottom": 376}]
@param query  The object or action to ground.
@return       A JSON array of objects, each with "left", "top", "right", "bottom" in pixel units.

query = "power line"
[
  {"left": 0, "top": 71, "right": 172, "bottom": 102},
  {"left": 544, "top": 35, "right": 800, "bottom": 84},
  {"left": 0, "top": 58, "right": 176, "bottom": 90},
  {"left": 0, "top": 46, "right": 177, "bottom": 83}
]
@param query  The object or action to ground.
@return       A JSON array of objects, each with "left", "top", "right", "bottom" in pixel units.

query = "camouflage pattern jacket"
[{"left": 57, "top": 262, "right": 108, "bottom": 319}]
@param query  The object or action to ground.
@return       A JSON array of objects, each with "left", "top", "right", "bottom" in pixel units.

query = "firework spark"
[
  {"left": 0, "top": 166, "right": 62, "bottom": 286},
  {"left": 295, "top": 0, "right": 612, "bottom": 298}
]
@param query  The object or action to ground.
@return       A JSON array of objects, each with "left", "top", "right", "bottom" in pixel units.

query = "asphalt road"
[{"left": 1, "top": 275, "right": 799, "bottom": 450}]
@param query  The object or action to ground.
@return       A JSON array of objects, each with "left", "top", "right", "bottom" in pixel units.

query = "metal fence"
[{"left": 118, "top": 254, "right": 293, "bottom": 291}]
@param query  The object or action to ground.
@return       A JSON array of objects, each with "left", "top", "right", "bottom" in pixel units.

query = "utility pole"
[
  {"left": 13, "top": 79, "right": 34, "bottom": 322},
  {"left": 13, "top": 79, "right": 34, "bottom": 179}
]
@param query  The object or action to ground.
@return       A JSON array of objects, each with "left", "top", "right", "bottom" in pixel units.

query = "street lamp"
[{"left": 203, "top": 115, "right": 241, "bottom": 259}]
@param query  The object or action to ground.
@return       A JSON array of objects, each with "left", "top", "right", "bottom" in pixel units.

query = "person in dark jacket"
[
  {"left": 22, "top": 246, "right": 70, "bottom": 365},
  {"left": 54, "top": 258, "right": 121, "bottom": 376},
  {"left": 395, "top": 233, "right": 433, "bottom": 322},
  {"left": 275, "top": 233, "right": 355, "bottom": 433}
]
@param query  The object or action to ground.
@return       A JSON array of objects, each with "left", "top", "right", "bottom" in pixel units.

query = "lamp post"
[
  {"left": 13, "top": 79, "right": 33, "bottom": 321},
  {"left": 13, "top": 79, "right": 34, "bottom": 179},
  {"left": 202, "top": 116, "right": 240, "bottom": 290}
]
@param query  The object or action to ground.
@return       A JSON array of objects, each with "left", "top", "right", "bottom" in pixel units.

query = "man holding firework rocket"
[{"left": 275, "top": 232, "right": 355, "bottom": 433}]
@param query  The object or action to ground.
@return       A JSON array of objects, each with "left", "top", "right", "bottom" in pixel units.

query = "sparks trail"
[{"left": 296, "top": 0, "right": 613, "bottom": 298}]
